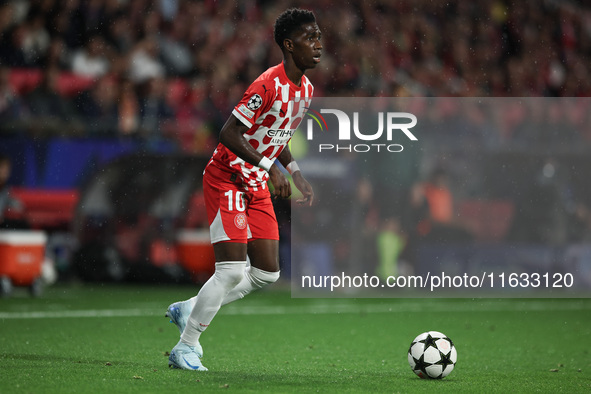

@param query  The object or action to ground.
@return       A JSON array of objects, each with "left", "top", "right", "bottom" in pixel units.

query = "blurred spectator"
[
  {"left": 159, "top": 0, "right": 180, "bottom": 22},
  {"left": 0, "top": 154, "right": 26, "bottom": 229},
  {"left": 79, "top": 0, "right": 108, "bottom": 39},
  {"left": 117, "top": 77, "right": 140, "bottom": 136},
  {"left": 0, "top": 67, "right": 27, "bottom": 133},
  {"left": 347, "top": 177, "right": 379, "bottom": 276},
  {"left": 173, "top": 77, "right": 220, "bottom": 153},
  {"left": 138, "top": 76, "right": 175, "bottom": 144},
  {"left": 75, "top": 75, "right": 119, "bottom": 135},
  {"left": 47, "top": 1, "right": 85, "bottom": 49},
  {"left": 105, "top": 15, "right": 134, "bottom": 54},
  {"left": 410, "top": 168, "right": 471, "bottom": 242},
  {"left": 26, "top": 66, "right": 83, "bottom": 136},
  {"left": 509, "top": 158, "right": 584, "bottom": 245},
  {"left": 41, "top": 38, "right": 70, "bottom": 70},
  {"left": 158, "top": 20, "right": 193, "bottom": 76},
  {"left": 0, "top": 3, "right": 17, "bottom": 35},
  {"left": 376, "top": 217, "right": 407, "bottom": 280},
  {"left": 129, "top": 38, "right": 165, "bottom": 83},
  {"left": 413, "top": 168, "right": 454, "bottom": 226},
  {"left": 0, "top": 24, "right": 29, "bottom": 67},
  {"left": 71, "top": 35, "right": 111, "bottom": 78},
  {"left": 21, "top": 14, "right": 50, "bottom": 66}
]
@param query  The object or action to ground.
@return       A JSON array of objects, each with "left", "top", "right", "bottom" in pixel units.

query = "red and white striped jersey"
[{"left": 208, "top": 63, "right": 313, "bottom": 190}]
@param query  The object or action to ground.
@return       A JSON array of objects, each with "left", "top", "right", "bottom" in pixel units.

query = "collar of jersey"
[{"left": 279, "top": 62, "right": 304, "bottom": 90}]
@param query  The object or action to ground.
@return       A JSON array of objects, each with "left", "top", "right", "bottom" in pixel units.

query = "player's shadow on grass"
[
  {"left": 204, "top": 370, "right": 414, "bottom": 389},
  {"left": 403, "top": 375, "right": 459, "bottom": 384},
  {"left": 201, "top": 372, "right": 342, "bottom": 390}
]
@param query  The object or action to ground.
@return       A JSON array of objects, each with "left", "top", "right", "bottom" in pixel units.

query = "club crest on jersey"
[
  {"left": 247, "top": 94, "right": 263, "bottom": 110},
  {"left": 234, "top": 213, "right": 247, "bottom": 229}
]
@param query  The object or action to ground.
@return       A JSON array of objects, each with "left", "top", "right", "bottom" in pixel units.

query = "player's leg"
[
  {"left": 166, "top": 179, "right": 246, "bottom": 336},
  {"left": 167, "top": 250, "right": 277, "bottom": 334},
  {"left": 181, "top": 242, "right": 247, "bottom": 343},
  {"left": 170, "top": 242, "right": 247, "bottom": 370},
  {"left": 221, "top": 191, "right": 281, "bottom": 305},
  {"left": 221, "top": 239, "right": 280, "bottom": 305},
  {"left": 246, "top": 238, "right": 280, "bottom": 272},
  {"left": 169, "top": 172, "right": 248, "bottom": 370},
  {"left": 167, "top": 254, "right": 278, "bottom": 331}
]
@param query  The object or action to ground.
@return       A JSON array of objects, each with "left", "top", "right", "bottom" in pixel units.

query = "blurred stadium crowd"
[{"left": 1, "top": 0, "right": 591, "bottom": 150}]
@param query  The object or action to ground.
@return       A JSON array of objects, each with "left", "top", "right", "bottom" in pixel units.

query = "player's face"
[{"left": 291, "top": 23, "right": 322, "bottom": 70}]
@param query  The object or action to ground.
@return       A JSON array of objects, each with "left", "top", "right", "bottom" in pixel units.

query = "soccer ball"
[{"left": 408, "top": 331, "right": 457, "bottom": 379}]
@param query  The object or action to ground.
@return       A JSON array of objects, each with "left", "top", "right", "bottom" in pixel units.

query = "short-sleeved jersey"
[{"left": 207, "top": 63, "right": 313, "bottom": 190}]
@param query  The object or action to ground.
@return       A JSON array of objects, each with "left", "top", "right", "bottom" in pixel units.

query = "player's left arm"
[{"left": 277, "top": 145, "right": 314, "bottom": 206}]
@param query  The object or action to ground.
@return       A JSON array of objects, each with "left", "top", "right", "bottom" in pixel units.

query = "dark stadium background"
[{"left": 0, "top": 0, "right": 590, "bottom": 288}]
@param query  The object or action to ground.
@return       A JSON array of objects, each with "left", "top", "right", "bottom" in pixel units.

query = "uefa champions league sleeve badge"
[{"left": 247, "top": 94, "right": 263, "bottom": 110}]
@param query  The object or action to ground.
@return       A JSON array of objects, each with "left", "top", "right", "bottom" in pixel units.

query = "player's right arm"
[
  {"left": 277, "top": 144, "right": 314, "bottom": 206},
  {"left": 218, "top": 115, "right": 291, "bottom": 199}
]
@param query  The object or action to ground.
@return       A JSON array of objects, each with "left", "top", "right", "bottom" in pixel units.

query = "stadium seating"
[{"left": 10, "top": 188, "right": 78, "bottom": 230}]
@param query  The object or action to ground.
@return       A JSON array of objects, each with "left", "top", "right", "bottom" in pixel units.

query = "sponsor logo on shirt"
[{"left": 266, "top": 129, "right": 296, "bottom": 145}]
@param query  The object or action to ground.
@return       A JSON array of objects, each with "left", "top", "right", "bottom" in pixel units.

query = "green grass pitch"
[{"left": 1, "top": 284, "right": 590, "bottom": 393}]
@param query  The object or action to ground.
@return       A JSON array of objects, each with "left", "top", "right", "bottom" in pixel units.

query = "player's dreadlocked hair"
[{"left": 274, "top": 8, "right": 316, "bottom": 49}]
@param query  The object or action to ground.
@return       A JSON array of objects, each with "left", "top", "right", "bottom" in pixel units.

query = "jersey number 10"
[{"left": 224, "top": 190, "right": 246, "bottom": 212}]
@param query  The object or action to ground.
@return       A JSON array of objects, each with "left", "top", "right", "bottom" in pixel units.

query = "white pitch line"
[
  {"left": 0, "top": 300, "right": 590, "bottom": 320},
  {"left": 222, "top": 300, "right": 591, "bottom": 316},
  {"left": 0, "top": 308, "right": 156, "bottom": 319}
]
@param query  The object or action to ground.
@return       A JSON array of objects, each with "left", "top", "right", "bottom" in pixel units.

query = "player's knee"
[
  {"left": 249, "top": 267, "right": 280, "bottom": 288},
  {"left": 215, "top": 261, "right": 247, "bottom": 287}
]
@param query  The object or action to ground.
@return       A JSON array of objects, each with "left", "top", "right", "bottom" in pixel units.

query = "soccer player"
[{"left": 166, "top": 8, "right": 322, "bottom": 371}]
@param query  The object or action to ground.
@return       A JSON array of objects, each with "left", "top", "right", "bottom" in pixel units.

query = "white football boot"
[
  {"left": 168, "top": 341, "right": 208, "bottom": 371},
  {"left": 165, "top": 301, "right": 203, "bottom": 357}
]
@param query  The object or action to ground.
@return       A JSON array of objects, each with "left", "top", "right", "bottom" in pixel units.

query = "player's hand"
[
  {"left": 269, "top": 165, "right": 291, "bottom": 199},
  {"left": 292, "top": 172, "right": 314, "bottom": 206}
]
